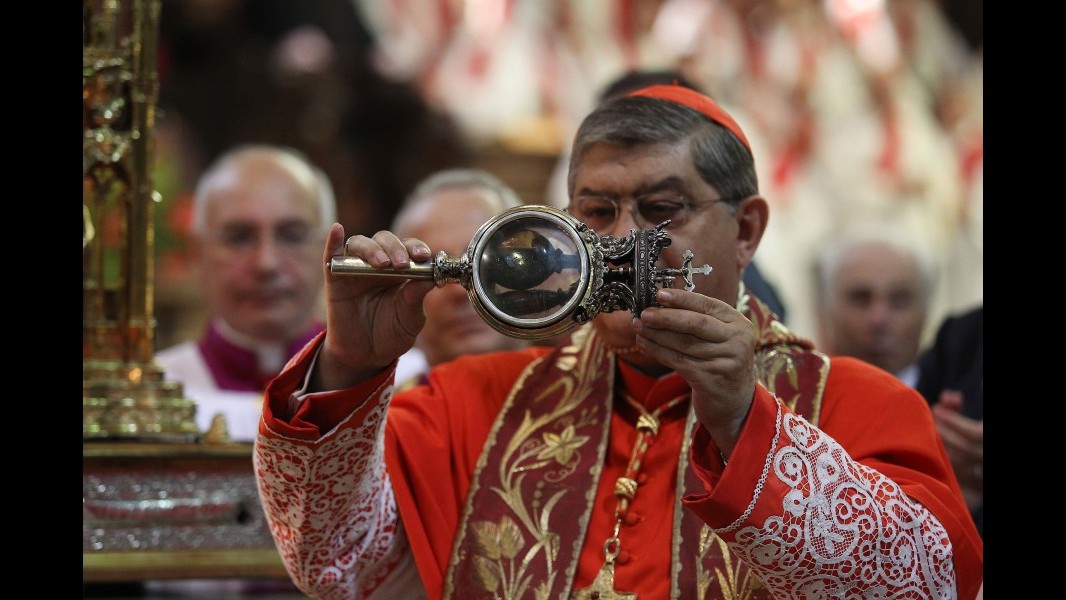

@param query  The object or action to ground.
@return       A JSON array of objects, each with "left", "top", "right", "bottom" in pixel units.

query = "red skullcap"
[{"left": 626, "top": 84, "right": 751, "bottom": 154}]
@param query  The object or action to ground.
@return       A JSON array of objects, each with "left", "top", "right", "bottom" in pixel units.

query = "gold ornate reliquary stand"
[
  {"left": 83, "top": 0, "right": 286, "bottom": 583},
  {"left": 83, "top": 0, "right": 196, "bottom": 442}
]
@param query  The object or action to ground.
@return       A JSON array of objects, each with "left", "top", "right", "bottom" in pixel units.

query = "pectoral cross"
[{"left": 571, "top": 559, "right": 637, "bottom": 600}]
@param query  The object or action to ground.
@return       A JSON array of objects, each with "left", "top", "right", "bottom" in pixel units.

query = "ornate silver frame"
[{"left": 330, "top": 205, "right": 711, "bottom": 340}]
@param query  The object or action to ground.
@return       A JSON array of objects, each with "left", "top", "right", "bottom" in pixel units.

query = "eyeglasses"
[{"left": 567, "top": 192, "right": 742, "bottom": 234}]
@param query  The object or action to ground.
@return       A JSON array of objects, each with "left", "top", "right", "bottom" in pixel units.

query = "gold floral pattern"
[
  {"left": 470, "top": 515, "right": 527, "bottom": 595},
  {"left": 536, "top": 424, "right": 590, "bottom": 466},
  {"left": 446, "top": 289, "right": 829, "bottom": 599},
  {"left": 445, "top": 329, "right": 612, "bottom": 599},
  {"left": 696, "top": 526, "right": 763, "bottom": 600}
]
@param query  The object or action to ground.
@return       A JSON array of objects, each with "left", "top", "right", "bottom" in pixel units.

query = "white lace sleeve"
[
  {"left": 717, "top": 409, "right": 957, "bottom": 599},
  {"left": 254, "top": 384, "right": 420, "bottom": 599}
]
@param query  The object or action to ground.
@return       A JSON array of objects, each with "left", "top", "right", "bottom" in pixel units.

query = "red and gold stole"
[{"left": 443, "top": 288, "right": 829, "bottom": 599}]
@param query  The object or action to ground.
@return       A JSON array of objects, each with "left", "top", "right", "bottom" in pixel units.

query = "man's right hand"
[{"left": 310, "top": 223, "right": 436, "bottom": 392}]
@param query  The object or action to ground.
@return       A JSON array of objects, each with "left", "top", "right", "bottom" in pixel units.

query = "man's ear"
[{"left": 735, "top": 195, "right": 768, "bottom": 269}]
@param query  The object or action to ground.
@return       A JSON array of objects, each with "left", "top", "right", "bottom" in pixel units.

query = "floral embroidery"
[
  {"left": 255, "top": 383, "right": 405, "bottom": 599},
  {"left": 444, "top": 332, "right": 609, "bottom": 599},
  {"left": 469, "top": 516, "right": 529, "bottom": 596},
  {"left": 722, "top": 412, "right": 956, "bottom": 599},
  {"left": 536, "top": 424, "right": 589, "bottom": 466}
]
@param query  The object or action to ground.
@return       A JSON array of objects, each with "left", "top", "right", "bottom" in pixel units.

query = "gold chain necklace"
[{"left": 571, "top": 392, "right": 689, "bottom": 599}]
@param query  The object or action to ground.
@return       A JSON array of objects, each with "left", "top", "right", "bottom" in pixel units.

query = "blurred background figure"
[
  {"left": 915, "top": 304, "right": 983, "bottom": 538},
  {"left": 650, "top": 0, "right": 981, "bottom": 344},
  {"left": 391, "top": 168, "right": 532, "bottom": 388},
  {"left": 813, "top": 221, "right": 938, "bottom": 384},
  {"left": 155, "top": 144, "right": 333, "bottom": 443}
]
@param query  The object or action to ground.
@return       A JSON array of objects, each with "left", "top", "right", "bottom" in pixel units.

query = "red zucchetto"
[{"left": 627, "top": 84, "right": 751, "bottom": 154}]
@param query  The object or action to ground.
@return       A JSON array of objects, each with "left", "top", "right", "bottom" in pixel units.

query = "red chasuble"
[{"left": 256, "top": 289, "right": 983, "bottom": 600}]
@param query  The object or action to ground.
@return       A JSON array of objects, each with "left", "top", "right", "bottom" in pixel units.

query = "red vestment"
[{"left": 255, "top": 296, "right": 982, "bottom": 599}]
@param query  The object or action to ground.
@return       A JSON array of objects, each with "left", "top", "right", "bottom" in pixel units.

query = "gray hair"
[
  {"left": 191, "top": 144, "right": 337, "bottom": 235},
  {"left": 815, "top": 223, "right": 940, "bottom": 306},
  {"left": 392, "top": 168, "right": 522, "bottom": 235},
  {"left": 567, "top": 95, "right": 758, "bottom": 206}
]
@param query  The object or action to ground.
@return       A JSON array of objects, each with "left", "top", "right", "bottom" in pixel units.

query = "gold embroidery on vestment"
[
  {"left": 446, "top": 285, "right": 828, "bottom": 599},
  {"left": 697, "top": 528, "right": 764, "bottom": 600},
  {"left": 445, "top": 329, "right": 612, "bottom": 599}
]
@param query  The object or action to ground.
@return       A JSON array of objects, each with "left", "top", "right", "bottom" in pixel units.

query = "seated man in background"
[
  {"left": 392, "top": 168, "right": 530, "bottom": 387},
  {"left": 813, "top": 222, "right": 938, "bottom": 385},
  {"left": 156, "top": 144, "right": 334, "bottom": 442}
]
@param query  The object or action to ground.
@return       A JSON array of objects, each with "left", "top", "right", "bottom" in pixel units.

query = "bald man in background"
[
  {"left": 814, "top": 223, "right": 938, "bottom": 385},
  {"left": 391, "top": 168, "right": 530, "bottom": 388},
  {"left": 156, "top": 144, "right": 333, "bottom": 442}
]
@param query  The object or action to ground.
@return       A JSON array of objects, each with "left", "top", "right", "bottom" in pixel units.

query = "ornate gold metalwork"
[
  {"left": 83, "top": 0, "right": 198, "bottom": 441},
  {"left": 571, "top": 559, "right": 637, "bottom": 599}
]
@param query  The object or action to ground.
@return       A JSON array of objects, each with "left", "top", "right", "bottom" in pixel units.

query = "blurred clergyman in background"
[
  {"left": 156, "top": 144, "right": 333, "bottom": 442},
  {"left": 391, "top": 168, "right": 530, "bottom": 388},
  {"left": 814, "top": 222, "right": 938, "bottom": 385}
]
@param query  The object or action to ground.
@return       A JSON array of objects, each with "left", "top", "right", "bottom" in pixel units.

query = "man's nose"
[
  {"left": 252, "top": 236, "right": 282, "bottom": 271},
  {"left": 605, "top": 202, "right": 640, "bottom": 238},
  {"left": 867, "top": 299, "right": 894, "bottom": 326}
]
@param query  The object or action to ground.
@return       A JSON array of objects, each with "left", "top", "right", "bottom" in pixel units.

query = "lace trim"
[
  {"left": 721, "top": 411, "right": 957, "bottom": 598},
  {"left": 717, "top": 398, "right": 783, "bottom": 533}
]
